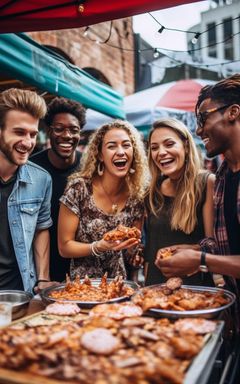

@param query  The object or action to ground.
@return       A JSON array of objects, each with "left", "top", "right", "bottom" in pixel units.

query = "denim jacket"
[{"left": 8, "top": 161, "right": 52, "bottom": 293}]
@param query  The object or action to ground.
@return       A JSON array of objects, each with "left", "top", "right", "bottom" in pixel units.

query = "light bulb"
[
  {"left": 158, "top": 26, "right": 165, "bottom": 34},
  {"left": 191, "top": 33, "right": 200, "bottom": 45},
  {"left": 83, "top": 27, "right": 89, "bottom": 37},
  {"left": 153, "top": 49, "right": 160, "bottom": 58}
]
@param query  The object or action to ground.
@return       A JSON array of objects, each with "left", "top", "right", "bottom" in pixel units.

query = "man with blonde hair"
[{"left": 0, "top": 88, "right": 53, "bottom": 293}]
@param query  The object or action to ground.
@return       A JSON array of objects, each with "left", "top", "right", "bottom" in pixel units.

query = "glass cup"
[{"left": 0, "top": 302, "right": 12, "bottom": 327}]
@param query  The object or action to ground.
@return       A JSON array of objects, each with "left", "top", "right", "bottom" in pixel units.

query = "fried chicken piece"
[
  {"left": 159, "top": 248, "right": 173, "bottom": 260},
  {"left": 103, "top": 225, "right": 141, "bottom": 242},
  {"left": 166, "top": 277, "right": 183, "bottom": 291},
  {"left": 82, "top": 275, "right": 91, "bottom": 286},
  {"left": 99, "top": 272, "right": 108, "bottom": 292}
]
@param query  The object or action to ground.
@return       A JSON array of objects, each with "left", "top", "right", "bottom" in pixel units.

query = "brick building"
[{"left": 29, "top": 18, "right": 135, "bottom": 96}]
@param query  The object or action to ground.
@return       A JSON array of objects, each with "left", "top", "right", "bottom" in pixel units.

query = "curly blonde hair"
[
  {"left": 71, "top": 120, "right": 149, "bottom": 199},
  {"left": 147, "top": 118, "right": 207, "bottom": 234}
]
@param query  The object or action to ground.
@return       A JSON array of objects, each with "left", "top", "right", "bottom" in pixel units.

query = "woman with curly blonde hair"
[
  {"left": 145, "top": 118, "right": 215, "bottom": 286},
  {"left": 58, "top": 120, "right": 149, "bottom": 280}
]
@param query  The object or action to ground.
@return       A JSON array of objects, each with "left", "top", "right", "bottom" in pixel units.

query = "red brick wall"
[{"left": 29, "top": 18, "right": 134, "bottom": 96}]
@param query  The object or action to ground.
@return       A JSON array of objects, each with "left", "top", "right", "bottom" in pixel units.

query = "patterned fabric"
[
  {"left": 202, "top": 160, "right": 240, "bottom": 330},
  {"left": 199, "top": 160, "right": 239, "bottom": 255},
  {"left": 60, "top": 178, "right": 145, "bottom": 279}
]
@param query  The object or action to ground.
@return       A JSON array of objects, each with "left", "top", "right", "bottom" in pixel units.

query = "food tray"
[
  {"left": 0, "top": 309, "right": 224, "bottom": 384},
  {"left": 41, "top": 279, "right": 139, "bottom": 309},
  {"left": 135, "top": 285, "right": 236, "bottom": 319},
  {"left": 184, "top": 321, "right": 224, "bottom": 384}
]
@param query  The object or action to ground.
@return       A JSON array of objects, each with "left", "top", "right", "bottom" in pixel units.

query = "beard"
[{"left": 0, "top": 140, "right": 33, "bottom": 166}]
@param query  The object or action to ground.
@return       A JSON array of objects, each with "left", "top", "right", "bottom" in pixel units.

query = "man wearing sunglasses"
[
  {"left": 156, "top": 73, "right": 240, "bottom": 381},
  {"left": 31, "top": 97, "right": 86, "bottom": 282},
  {"left": 157, "top": 74, "right": 240, "bottom": 289}
]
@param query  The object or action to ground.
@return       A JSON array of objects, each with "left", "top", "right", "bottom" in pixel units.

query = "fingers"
[{"left": 112, "top": 238, "right": 140, "bottom": 251}]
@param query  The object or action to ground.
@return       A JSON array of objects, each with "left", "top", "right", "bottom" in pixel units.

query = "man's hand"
[
  {"left": 155, "top": 249, "right": 201, "bottom": 278},
  {"left": 34, "top": 280, "right": 60, "bottom": 294}
]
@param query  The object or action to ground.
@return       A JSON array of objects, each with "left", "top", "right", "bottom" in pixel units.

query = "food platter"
[
  {"left": 133, "top": 285, "right": 236, "bottom": 319},
  {"left": 41, "top": 279, "right": 139, "bottom": 309},
  {"left": 0, "top": 306, "right": 224, "bottom": 384}
]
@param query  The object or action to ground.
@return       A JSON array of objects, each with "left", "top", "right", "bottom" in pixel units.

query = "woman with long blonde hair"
[
  {"left": 58, "top": 120, "right": 149, "bottom": 280},
  {"left": 145, "top": 118, "right": 215, "bottom": 286}
]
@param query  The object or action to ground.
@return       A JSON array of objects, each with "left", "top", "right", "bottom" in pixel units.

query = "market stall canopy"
[
  {"left": 0, "top": 1, "right": 199, "bottom": 34},
  {"left": 85, "top": 79, "right": 214, "bottom": 137},
  {"left": 0, "top": 33, "right": 124, "bottom": 118}
]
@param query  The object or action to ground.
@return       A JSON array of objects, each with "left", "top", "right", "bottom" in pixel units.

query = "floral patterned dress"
[{"left": 60, "top": 178, "right": 144, "bottom": 279}]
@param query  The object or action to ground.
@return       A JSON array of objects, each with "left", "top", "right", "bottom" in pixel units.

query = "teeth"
[
  {"left": 16, "top": 147, "right": 28, "bottom": 154},
  {"left": 203, "top": 138, "right": 209, "bottom": 145},
  {"left": 59, "top": 143, "right": 72, "bottom": 148},
  {"left": 160, "top": 159, "right": 173, "bottom": 165}
]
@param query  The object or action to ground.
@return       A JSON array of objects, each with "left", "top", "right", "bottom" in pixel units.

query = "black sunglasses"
[{"left": 196, "top": 104, "right": 232, "bottom": 129}]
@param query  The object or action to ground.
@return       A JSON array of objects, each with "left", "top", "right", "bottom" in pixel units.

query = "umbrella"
[{"left": 85, "top": 79, "right": 215, "bottom": 137}]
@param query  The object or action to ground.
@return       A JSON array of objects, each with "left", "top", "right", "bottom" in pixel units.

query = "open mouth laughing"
[
  {"left": 159, "top": 158, "right": 175, "bottom": 168},
  {"left": 113, "top": 159, "right": 128, "bottom": 169}
]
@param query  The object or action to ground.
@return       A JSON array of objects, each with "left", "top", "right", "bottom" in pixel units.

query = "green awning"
[{"left": 0, "top": 33, "right": 125, "bottom": 119}]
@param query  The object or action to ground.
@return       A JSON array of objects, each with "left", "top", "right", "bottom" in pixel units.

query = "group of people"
[{"left": 0, "top": 75, "right": 240, "bottom": 322}]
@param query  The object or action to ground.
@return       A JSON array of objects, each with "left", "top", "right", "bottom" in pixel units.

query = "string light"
[
  {"left": 83, "top": 27, "right": 89, "bottom": 37},
  {"left": 158, "top": 26, "right": 165, "bottom": 34},
  {"left": 191, "top": 32, "right": 201, "bottom": 45},
  {"left": 81, "top": 13, "right": 240, "bottom": 71},
  {"left": 82, "top": 21, "right": 113, "bottom": 44},
  {"left": 153, "top": 48, "right": 160, "bottom": 58},
  {"left": 83, "top": 26, "right": 89, "bottom": 37}
]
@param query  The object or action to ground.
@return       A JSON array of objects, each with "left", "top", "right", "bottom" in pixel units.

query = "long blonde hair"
[
  {"left": 147, "top": 118, "right": 206, "bottom": 234},
  {"left": 71, "top": 120, "right": 149, "bottom": 199}
]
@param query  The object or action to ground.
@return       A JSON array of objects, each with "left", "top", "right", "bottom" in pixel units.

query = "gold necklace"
[{"left": 100, "top": 180, "right": 123, "bottom": 215}]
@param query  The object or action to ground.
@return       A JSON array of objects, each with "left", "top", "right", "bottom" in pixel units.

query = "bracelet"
[
  {"left": 33, "top": 279, "right": 50, "bottom": 290},
  {"left": 91, "top": 241, "right": 104, "bottom": 257},
  {"left": 36, "top": 279, "right": 50, "bottom": 283}
]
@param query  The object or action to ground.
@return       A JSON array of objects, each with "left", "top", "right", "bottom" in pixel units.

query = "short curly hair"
[
  {"left": 44, "top": 97, "right": 86, "bottom": 128},
  {"left": 196, "top": 73, "right": 240, "bottom": 114},
  {"left": 70, "top": 120, "right": 149, "bottom": 199}
]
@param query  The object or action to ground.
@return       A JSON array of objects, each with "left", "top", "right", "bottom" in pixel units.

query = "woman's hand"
[{"left": 97, "top": 237, "right": 140, "bottom": 253}]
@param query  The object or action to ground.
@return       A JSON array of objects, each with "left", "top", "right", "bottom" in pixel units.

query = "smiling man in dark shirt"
[{"left": 31, "top": 97, "right": 86, "bottom": 282}]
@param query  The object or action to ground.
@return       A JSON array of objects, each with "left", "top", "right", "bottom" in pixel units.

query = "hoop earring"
[
  {"left": 129, "top": 167, "right": 135, "bottom": 174},
  {"left": 98, "top": 162, "right": 104, "bottom": 176}
]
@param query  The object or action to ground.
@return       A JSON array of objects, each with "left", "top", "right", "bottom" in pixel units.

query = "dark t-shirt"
[
  {"left": 144, "top": 173, "right": 214, "bottom": 287},
  {"left": 30, "top": 149, "right": 81, "bottom": 281},
  {"left": 0, "top": 175, "right": 24, "bottom": 290}
]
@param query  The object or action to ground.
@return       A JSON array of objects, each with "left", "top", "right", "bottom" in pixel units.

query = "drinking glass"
[{"left": 0, "top": 302, "right": 12, "bottom": 326}]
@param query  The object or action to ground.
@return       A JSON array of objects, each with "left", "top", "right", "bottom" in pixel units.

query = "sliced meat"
[
  {"left": 45, "top": 302, "right": 81, "bottom": 316},
  {"left": 81, "top": 328, "right": 119, "bottom": 355}
]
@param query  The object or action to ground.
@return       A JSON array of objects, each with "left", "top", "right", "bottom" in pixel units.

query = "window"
[
  {"left": 223, "top": 17, "right": 234, "bottom": 60},
  {"left": 207, "top": 22, "right": 217, "bottom": 58}
]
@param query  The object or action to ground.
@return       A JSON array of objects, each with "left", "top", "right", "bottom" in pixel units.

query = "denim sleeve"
[{"left": 36, "top": 175, "right": 53, "bottom": 230}]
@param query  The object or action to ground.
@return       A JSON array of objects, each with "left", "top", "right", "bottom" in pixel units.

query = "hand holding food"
[
  {"left": 93, "top": 225, "right": 141, "bottom": 254},
  {"left": 157, "top": 247, "right": 173, "bottom": 260},
  {"left": 103, "top": 225, "right": 141, "bottom": 242}
]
